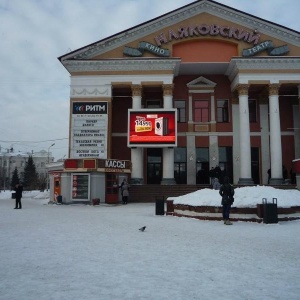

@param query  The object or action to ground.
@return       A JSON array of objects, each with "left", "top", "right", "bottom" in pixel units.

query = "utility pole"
[{"left": 47, "top": 143, "right": 55, "bottom": 190}]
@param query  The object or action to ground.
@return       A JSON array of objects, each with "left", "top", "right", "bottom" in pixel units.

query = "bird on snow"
[{"left": 139, "top": 226, "right": 146, "bottom": 232}]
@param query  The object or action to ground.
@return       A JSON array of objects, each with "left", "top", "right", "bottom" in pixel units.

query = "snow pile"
[
  {"left": 0, "top": 190, "right": 49, "bottom": 200},
  {"left": 170, "top": 186, "right": 300, "bottom": 208}
]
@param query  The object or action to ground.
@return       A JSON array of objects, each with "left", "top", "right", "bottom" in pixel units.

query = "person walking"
[
  {"left": 219, "top": 176, "right": 234, "bottom": 225},
  {"left": 14, "top": 182, "right": 23, "bottom": 209},
  {"left": 212, "top": 178, "right": 221, "bottom": 190},
  {"left": 120, "top": 179, "right": 129, "bottom": 204}
]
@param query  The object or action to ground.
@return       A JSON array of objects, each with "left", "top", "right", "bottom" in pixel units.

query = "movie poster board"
[
  {"left": 70, "top": 102, "right": 108, "bottom": 159},
  {"left": 71, "top": 173, "right": 90, "bottom": 201}
]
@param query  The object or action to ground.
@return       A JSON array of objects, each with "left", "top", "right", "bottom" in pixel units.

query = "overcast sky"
[{"left": 0, "top": 0, "right": 299, "bottom": 160}]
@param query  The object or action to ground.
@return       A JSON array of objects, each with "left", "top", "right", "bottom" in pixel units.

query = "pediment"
[
  {"left": 59, "top": 0, "right": 300, "bottom": 63},
  {"left": 187, "top": 76, "right": 216, "bottom": 88}
]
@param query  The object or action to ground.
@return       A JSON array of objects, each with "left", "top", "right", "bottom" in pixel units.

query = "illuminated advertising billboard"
[{"left": 128, "top": 109, "right": 177, "bottom": 147}]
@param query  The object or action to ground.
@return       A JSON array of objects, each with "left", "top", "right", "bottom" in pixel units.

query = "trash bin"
[
  {"left": 155, "top": 196, "right": 165, "bottom": 215},
  {"left": 92, "top": 198, "right": 100, "bottom": 205},
  {"left": 257, "top": 203, "right": 264, "bottom": 218},
  {"left": 11, "top": 192, "right": 16, "bottom": 199},
  {"left": 263, "top": 198, "right": 278, "bottom": 224},
  {"left": 57, "top": 195, "right": 62, "bottom": 204}
]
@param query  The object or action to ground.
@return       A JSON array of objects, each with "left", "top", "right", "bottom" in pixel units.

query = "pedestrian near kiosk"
[{"left": 120, "top": 178, "right": 129, "bottom": 204}]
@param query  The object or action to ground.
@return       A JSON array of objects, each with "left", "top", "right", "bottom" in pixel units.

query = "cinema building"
[{"left": 57, "top": 0, "right": 300, "bottom": 203}]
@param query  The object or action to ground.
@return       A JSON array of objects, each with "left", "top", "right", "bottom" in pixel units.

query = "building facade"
[
  {"left": 0, "top": 149, "right": 54, "bottom": 190},
  {"left": 58, "top": 0, "right": 300, "bottom": 202}
]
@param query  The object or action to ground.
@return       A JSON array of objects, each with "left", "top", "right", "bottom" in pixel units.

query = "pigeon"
[{"left": 139, "top": 226, "right": 146, "bottom": 232}]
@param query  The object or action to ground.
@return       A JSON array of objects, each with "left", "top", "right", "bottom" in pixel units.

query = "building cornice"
[
  {"left": 226, "top": 57, "right": 300, "bottom": 81},
  {"left": 63, "top": 59, "right": 181, "bottom": 73}
]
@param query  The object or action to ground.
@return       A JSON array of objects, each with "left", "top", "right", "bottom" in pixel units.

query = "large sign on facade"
[
  {"left": 128, "top": 109, "right": 177, "bottom": 147},
  {"left": 70, "top": 102, "right": 108, "bottom": 159},
  {"left": 123, "top": 23, "right": 289, "bottom": 58}
]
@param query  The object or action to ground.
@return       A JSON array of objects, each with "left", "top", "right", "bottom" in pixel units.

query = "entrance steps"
[{"left": 129, "top": 184, "right": 297, "bottom": 203}]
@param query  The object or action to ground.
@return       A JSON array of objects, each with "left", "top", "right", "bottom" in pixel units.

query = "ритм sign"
[{"left": 123, "top": 23, "right": 289, "bottom": 58}]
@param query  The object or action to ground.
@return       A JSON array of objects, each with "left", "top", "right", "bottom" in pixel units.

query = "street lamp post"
[
  {"left": 47, "top": 143, "right": 55, "bottom": 190},
  {"left": 48, "top": 143, "right": 55, "bottom": 163}
]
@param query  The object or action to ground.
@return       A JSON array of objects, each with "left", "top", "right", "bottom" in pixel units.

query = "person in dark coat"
[
  {"left": 219, "top": 176, "right": 234, "bottom": 225},
  {"left": 14, "top": 182, "right": 23, "bottom": 209},
  {"left": 214, "top": 165, "right": 221, "bottom": 181},
  {"left": 120, "top": 179, "right": 129, "bottom": 204}
]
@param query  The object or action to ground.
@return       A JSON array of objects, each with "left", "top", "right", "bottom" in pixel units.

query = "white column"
[
  {"left": 295, "top": 85, "right": 300, "bottom": 158},
  {"left": 163, "top": 84, "right": 173, "bottom": 109},
  {"left": 260, "top": 99, "right": 270, "bottom": 185},
  {"left": 162, "top": 84, "right": 175, "bottom": 184},
  {"left": 298, "top": 84, "right": 300, "bottom": 116},
  {"left": 130, "top": 84, "right": 144, "bottom": 184},
  {"left": 131, "top": 148, "right": 144, "bottom": 184},
  {"left": 162, "top": 147, "right": 174, "bottom": 181},
  {"left": 188, "top": 94, "right": 193, "bottom": 123},
  {"left": 210, "top": 93, "right": 216, "bottom": 123},
  {"left": 269, "top": 84, "right": 283, "bottom": 184},
  {"left": 231, "top": 95, "right": 240, "bottom": 185},
  {"left": 295, "top": 85, "right": 300, "bottom": 188},
  {"left": 131, "top": 84, "right": 142, "bottom": 109},
  {"left": 237, "top": 84, "right": 253, "bottom": 184}
]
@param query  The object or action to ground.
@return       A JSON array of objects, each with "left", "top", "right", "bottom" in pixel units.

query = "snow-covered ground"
[{"left": 1, "top": 188, "right": 300, "bottom": 300}]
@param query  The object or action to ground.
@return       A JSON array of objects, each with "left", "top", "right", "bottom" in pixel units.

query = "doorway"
[
  {"left": 251, "top": 147, "right": 260, "bottom": 184},
  {"left": 105, "top": 173, "right": 119, "bottom": 204},
  {"left": 147, "top": 148, "right": 162, "bottom": 184}
]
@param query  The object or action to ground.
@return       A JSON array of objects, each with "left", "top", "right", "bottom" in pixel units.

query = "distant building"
[{"left": 0, "top": 149, "right": 54, "bottom": 189}]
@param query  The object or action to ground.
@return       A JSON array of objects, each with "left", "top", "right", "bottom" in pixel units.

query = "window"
[
  {"left": 217, "top": 99, "right": 229, "bottom": 122},
  {"left": 219, "top": 147, "right": 233, "bottom": 183},
  {"left": 174, "top": 148, "right": 186, "bottom": 184},
  {"left": 174, "top": 100, "right": 186, "bottom": 123},
  {"left": 146, "top": 99, "right": 161, "bottom": 108},
  {"left": 249, "top": 99, "right": 257, "bottom": 123},
  {"left": 194, "top": 100, "right": 209, "bottom": 122}
]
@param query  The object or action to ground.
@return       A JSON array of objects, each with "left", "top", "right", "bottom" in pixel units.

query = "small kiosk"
[{"left": 58, "top": 158, "right": 131, "bottom": 204}]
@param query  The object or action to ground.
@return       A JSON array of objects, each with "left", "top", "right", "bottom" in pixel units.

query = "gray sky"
[{"left": 0, "top": 0, "right": 299, "bottom": 160}]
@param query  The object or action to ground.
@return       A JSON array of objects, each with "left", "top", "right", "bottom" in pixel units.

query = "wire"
[{"left": 0, "top": 138, "right": 68, "bottom": 143}]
